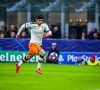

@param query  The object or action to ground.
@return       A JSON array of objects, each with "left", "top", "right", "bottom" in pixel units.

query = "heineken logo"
[{"left": 0, "top": 51, "right": 45, "bottom": 62}]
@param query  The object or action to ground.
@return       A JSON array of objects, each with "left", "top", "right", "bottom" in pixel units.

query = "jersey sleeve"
[
  {"left": 17, "top": 22, "right": 31, "bottom": 35},
  {"left": 44, "top": 23, "right": 50, "bottom": 32},
  {"left": 25, "top": 23, "right": 32, "bottom": 28},
  {"left": 44, "top": 23, "right": 52, "bottom": 36}
]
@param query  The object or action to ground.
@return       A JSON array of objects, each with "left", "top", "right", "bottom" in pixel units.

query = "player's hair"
[{"left": 36, "top": 15, "right": 44, "bottom": 19}]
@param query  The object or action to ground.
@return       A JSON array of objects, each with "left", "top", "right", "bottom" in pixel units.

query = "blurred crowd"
[
  {"left": 0, "top": 25, "right": 30, "bottom": 38},
  {"left": 69, "top": 27, "right": 100, "bottom": 40},
  {"left": 0, "top": 24, "right": 100, "bottom": 40},
  {"left": 0, "top": 25, "right": 61, "bottom": 39},
  {"left": 79, "top": 27, "right": 99, "bottom": 40}
]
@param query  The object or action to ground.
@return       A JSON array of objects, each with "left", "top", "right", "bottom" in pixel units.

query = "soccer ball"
[{"left": 49, "top": 52, "right": 58, "bottom": 61}]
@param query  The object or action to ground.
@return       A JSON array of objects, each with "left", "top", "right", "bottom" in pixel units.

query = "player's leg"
[
  {"left": 28, "top": 43, "right": 44, "bottom": 74},
  {"left": 16, "top": 54, "right": 33, "bottom": 73},
  {"left": 18, "top": 54, "right": 33, "bottom": 66},
  {"left": 16, "top": 43, "right": 35, "bottom": 73},
  {"left": 36, "top": 49, "right": 45, "bottom": 74}
]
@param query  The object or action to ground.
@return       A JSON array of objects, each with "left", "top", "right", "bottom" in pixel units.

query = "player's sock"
[
  {"left": 18, "top": 56, "right": 27, "bottom": 66},
  {"left": 37, "top": 55, "right": 43, "bottom": 69},
  {"left": 37, "top": 62, "right": 42, "bottom": 68},
  {"left": 18, "top": 60, "right": 23, "bottom": 66}
]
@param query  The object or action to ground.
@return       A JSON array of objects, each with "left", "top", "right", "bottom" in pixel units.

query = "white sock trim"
[
  {"left": 18, "top": 60, "right": 23, "bottom": 66},
  {"left": 37, "top": 62, "right": 42, "bottom": 68}
]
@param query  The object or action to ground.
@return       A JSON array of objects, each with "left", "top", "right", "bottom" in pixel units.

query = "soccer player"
[{"left": 16, "top": 15, "right": 52, "bottom": 74}]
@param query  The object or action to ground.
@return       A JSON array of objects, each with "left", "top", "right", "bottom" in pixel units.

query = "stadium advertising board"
[
  {"left": 0, "top": 51, "right": 100, "bottom": 64},
  {"left": 0, "top": 51, "right": 47, "bottom": 62},
  {"left": 58, "top": 52, "right": 100, "bottom": 64}
]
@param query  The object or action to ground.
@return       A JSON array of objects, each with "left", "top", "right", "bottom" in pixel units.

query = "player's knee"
[
  {"left": 42, "top": 52, "right": 45, "bottom": 57},
  {"left": 39, "top": 49, "right": 45, "bottom": 56},
  {"left": 22, "top": 55, "right": 33, "bottom": 63},
  {"left": 38, "top": 55, "right": 44, "bottom": 63},
  {"left": 26, "top": 54, "right": 33, "bottom": 60}
]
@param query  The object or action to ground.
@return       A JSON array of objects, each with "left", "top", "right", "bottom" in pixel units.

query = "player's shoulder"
[
  {"left": 26, "top": 22, "right": 36, "bottom": 25},
  {"left": 24, "top": 22, "right": 36, "bottom": 27},
  {"left": 30, "top": 22, "right": 36, "bottom": 24},
  {"left": 42, "top": 23, "right": 48, "bottom": 26}
]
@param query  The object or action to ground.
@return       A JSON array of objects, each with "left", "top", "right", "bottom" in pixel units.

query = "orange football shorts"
[{"left": 28, "top": 42, "right": 42, "bottom": 56}]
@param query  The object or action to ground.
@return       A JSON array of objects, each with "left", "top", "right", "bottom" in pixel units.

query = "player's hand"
[
  {"left": 43, "top": 33, "right": 50, "bottom": 38},
  {"left": 16, "top": 34, "right": 20, "bottom": 39}
]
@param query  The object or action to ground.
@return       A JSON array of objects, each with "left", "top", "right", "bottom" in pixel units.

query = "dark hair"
[{"left": 36, "top": 15, "right": 44, "bottom": 19}]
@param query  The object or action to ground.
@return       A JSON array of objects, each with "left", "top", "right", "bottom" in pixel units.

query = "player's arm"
[
  {"left": 16, "top": 23, "right": 31, "bottom": 38},
  {"left": 44, "top": 24, "right": 52, "bottom": 37}
]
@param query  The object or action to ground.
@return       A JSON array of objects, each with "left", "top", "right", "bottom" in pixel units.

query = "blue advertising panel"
[
  {"left": 1, "top": 38, "right": 100, "bottom": 52},
  {"left": 58, "top": 52, "right": 100, "bottom": 64}
]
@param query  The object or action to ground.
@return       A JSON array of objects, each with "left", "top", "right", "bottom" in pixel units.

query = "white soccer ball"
[{"left": 49, "top": 52, "right": 58, "bottom": 61}]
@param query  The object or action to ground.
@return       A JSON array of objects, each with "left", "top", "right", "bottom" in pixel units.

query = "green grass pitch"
[{"left": 0, "top": 62, "right": 100, "bottom": 90}]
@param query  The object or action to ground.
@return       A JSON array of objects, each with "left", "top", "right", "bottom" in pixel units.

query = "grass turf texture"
[{"left": 0, "top": 62, "right": 100, "bottom": 90}]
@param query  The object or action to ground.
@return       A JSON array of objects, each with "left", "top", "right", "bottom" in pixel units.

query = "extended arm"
[
  {"left": 16, "top": 23, "right": 31, "bottom": 38},
  {"left": 17, "top": 24, "right": 25, "bottom": 35},
  {"left": 44, "top": 24, "right": 52, "bottom": 37}
]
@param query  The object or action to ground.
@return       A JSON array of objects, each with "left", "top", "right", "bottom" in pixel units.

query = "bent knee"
[
  {"left": 26, "top": 54, "right": 33, "bottom": 59},
  {"left": 39, "top": 49, "right": 45, "bottom": 56}
]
